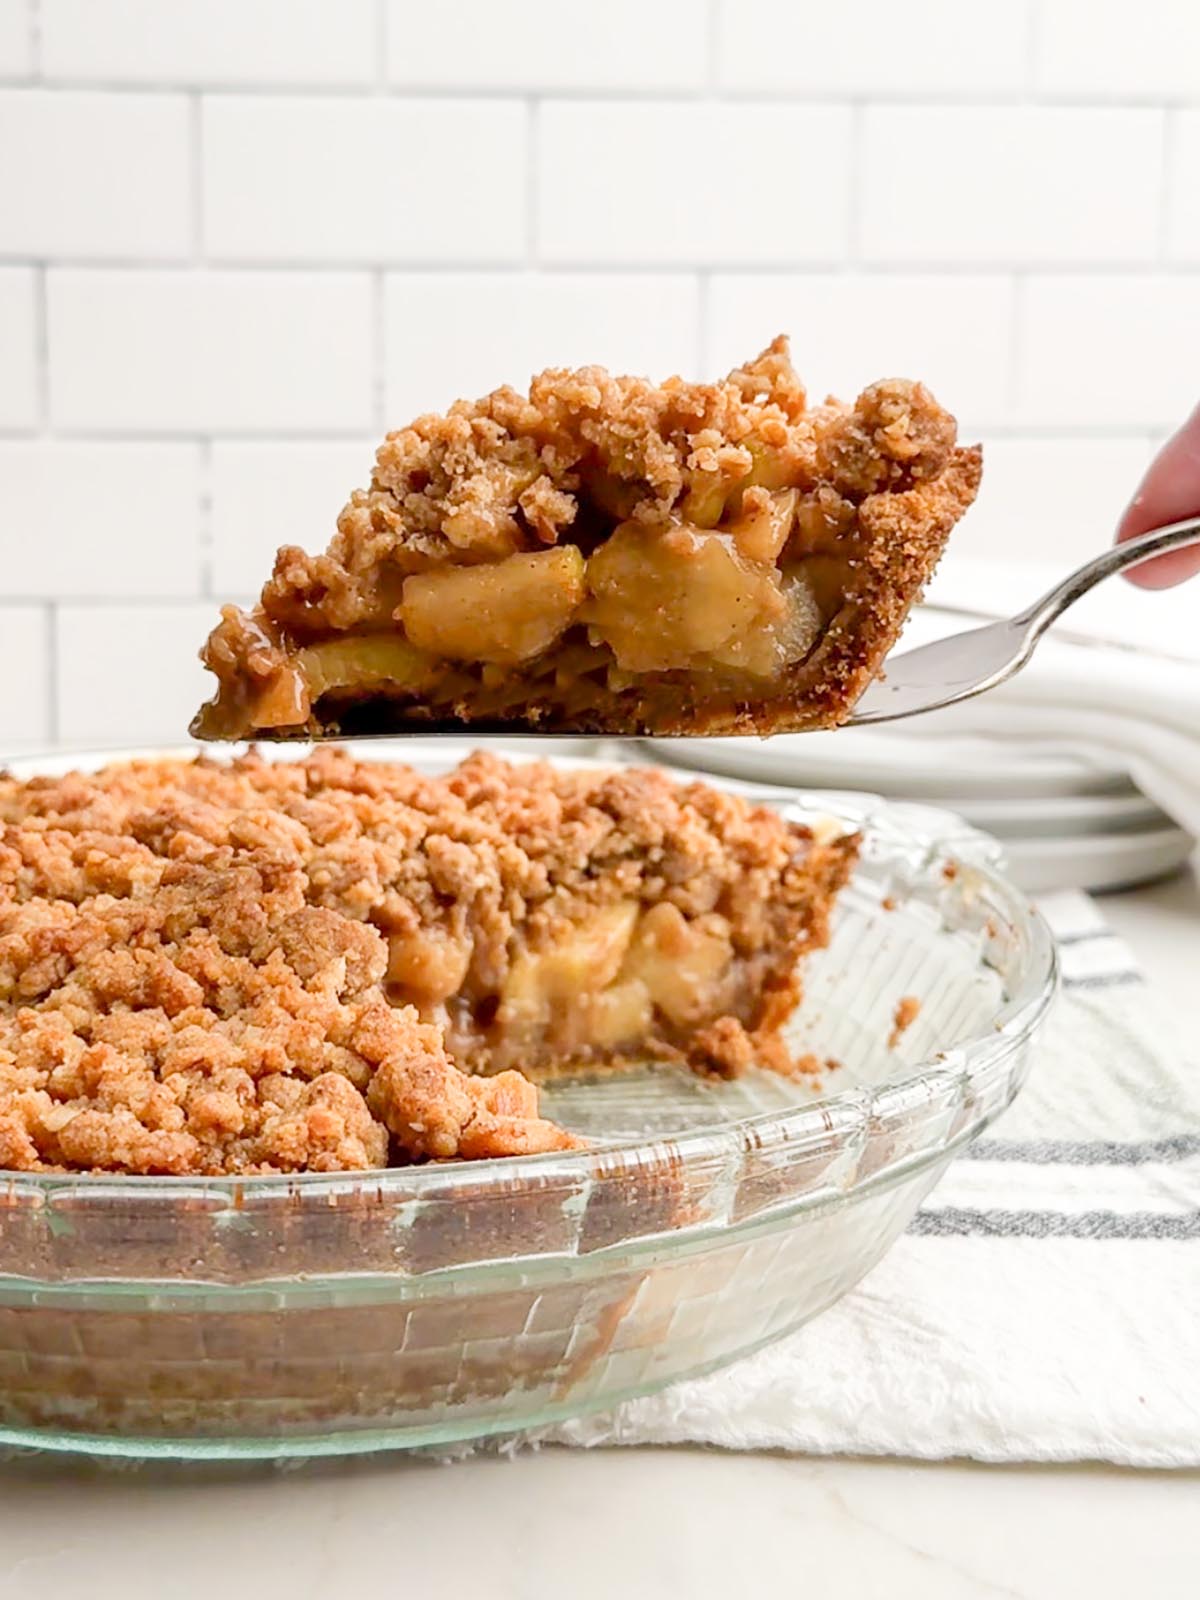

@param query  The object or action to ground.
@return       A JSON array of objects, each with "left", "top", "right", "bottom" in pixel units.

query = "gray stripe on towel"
[
  {"left": 1054, "top": 928, "right": 1118, "bottom": 947},
  {"left": 911, "top": 1208, "right": 1200, "bottom": 1240},
  {"left": 1061, "top": 971, "right": 1143, "bottom": 991},
  {"left": 964, "top": 1134, "right": 1200, "bottom": 1166}
]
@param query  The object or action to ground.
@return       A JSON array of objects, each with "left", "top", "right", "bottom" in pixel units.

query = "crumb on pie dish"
[
  {"left": 0, "top": 750, "right": 858, "bottom": 1176},
  {"left": 191, "top": 336, "right": 981, "bottom": 741}
]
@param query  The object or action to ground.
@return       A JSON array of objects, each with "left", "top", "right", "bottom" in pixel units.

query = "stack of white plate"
[{"left": 647, "top": 729, "right": 1194, "bottom": 895}]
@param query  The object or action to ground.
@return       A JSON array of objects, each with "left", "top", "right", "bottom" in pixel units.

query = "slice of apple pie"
[{"left": 191, "top": 337, "right": 981, "bottom": 741}]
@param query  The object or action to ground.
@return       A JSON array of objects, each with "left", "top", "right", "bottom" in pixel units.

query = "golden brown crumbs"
[{"left": 888, "top": 996, "right": 921, "bottom": 1050}]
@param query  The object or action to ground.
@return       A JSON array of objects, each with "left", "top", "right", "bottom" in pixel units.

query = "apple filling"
[
  {"left": 379, "top": 899, "right": 745, "bottom": 1072},
  {"left": 379, "top": 868, "right": 846, "bottom": 1080},
  {"left": 222, "top": 524, "right": 834, "bottom": 736}
]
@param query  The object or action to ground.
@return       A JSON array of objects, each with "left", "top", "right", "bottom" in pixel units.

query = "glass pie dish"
[{"left": 0, "top": 744, "right": 1057, "bottom": 1459}]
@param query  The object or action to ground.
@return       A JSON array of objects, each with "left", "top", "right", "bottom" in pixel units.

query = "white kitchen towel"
[{"left": 537, "top": 891, "right": 1200, "bottom": 1467}]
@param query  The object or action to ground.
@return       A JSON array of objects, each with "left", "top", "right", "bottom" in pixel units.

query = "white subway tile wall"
[
  {"left": 46, "top": 270, "right": 375, "bottom": 432},
  {"left": 705, "top": 274, "right": 1014, "bottom": 428},
  {"left": 0, "top": 441, "right": 202, "bottom": 595},
  {"left": 0, "top": 607, "right": 51, "bottom": 744},
  {"left": 387, "top": 0, "right": 706, "bottom": 91},
  {"left": 1169, "top": 113, "right": 1200, "bottom": 261},
  {"left": 210, "top": 439, "right": 375, "bottom": 595},
  {"left": 962, "top": 437, "right": 1156, "bottom": 567},
  {"left": 0, "top": 268, "right": 38, "bottom": 428},
  {"left": 55, "top": 603, "right": 225, "bottom": 744},
  {"left": 0, "top": 90, "right": 191, "bottom": 258},
  {"left": 1016, "top": 277, "right": 1200, "bottom": 428},
  {"left": 384, "top": 273, "right": 702, "bottom": 418},
  {"left": 0, "top": 0, "right": 1195, "bottom": 749},
  {"left": 714, "top": 0, "right": 1031, "bottom": 94},
  {"left": 0, "top": 0, "right": 30, "bottom": 77},
  {"left": 859, "top": 107, "right": 1164, "bottom": 265},
  {"left": 40, "top": 0, "right": 377, "bottom": 86},
  {"left": 1032, "top": 1, "right": 1200, "bottom": 98},
  {"left": 202, "top": 98, "right": 529, "bottom": 263},
  {"left": 537, "top": 103, "right": 854, "bottom": 264}
]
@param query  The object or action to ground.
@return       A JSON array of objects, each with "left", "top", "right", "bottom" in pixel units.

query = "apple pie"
[
  {"left": 191, "top": 337, "right": 981, "bottom": 741},
  {"left": 0, "top": 750, "right": 858, "bottom": 1175}
]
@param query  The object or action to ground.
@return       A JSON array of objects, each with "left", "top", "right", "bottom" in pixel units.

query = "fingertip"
[
  {"left": 1120, "top": 547, "right": 1200, "bottom": 589},
  {"left": 1113, "top": 407, "right": 1200, "bottom": 582}
]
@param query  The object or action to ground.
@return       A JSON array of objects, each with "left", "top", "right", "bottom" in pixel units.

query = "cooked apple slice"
[{"left": 400, "top": 546, "right": 585, "bottom": 664}]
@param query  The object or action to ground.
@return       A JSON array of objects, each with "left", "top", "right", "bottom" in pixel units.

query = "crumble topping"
[
  {"left": 256, "top": 343, "right": 953, "bottom": 639},
  {"left": 0, "top": 751, "right": 857, "bottom": 1175}
]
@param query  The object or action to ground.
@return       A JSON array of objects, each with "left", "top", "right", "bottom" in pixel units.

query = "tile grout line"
[
  {"left": 7, "top": 256, "right": 1195, "bottom": 276},
  {"left": 374, "top": 0, "right": 388, "bottom": 88},
  {"left": 696, "top": 0, "right": 719, "bottom": 368},
  {"left": 0, "top": 425, "right": 380, "bottom": 443},
  {"left": 846, "top": 101, "right": 864, "bottom": 268},
  {"left": 369, "top": 7, "right": 389, "bottom": 433},
  {"left": 32, "top": 262, "right": 49, "bottom": 432},
  {"left": 197, "top": 438, "right": 214, "bottom": 598},
  {"left": 189, "top": 92, "right": 204, "bottom": 262},
  {"left": 696, "top": 269, "right": 710, "bottom": 377},
  {"left": 0, "top": 422, "right": 1181, "bottom": 445},
  {"left": 704, "top": 0, "right": 719, "bottom": 93},
  {"left": 1158, "top": 108, "right": 1178, "bottom": 263},
  {"left": 3, "top": 78, "right": 1200, "bottom": 108},
  {"left": 3, "top": 254, "right": 531, "bottom": 271},
  {"left": 1022, "top": 0, "right": 1038, "bottom": 93},
  {"left": 44, "top": 600, "right": 58, "bottom": 745},
  {"left": 526, "top": 97, "right": 539, "bottom": 267},
  {"left": 371, "top": 270, "right": 386, "bottom": 432},
  {"left": 1006, "top": 272, "right": 1024, "bottom": 423},
  {"left": 27, "top": 0, "right": 40, "bottom": 76},
  {"left": 2, "top": 594, "right": 248, "bottom": 607}
]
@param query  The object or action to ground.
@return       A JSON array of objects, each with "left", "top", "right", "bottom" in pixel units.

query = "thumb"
[{"left": 1115, "top": 402, "right": 1200, "bottom": 588}]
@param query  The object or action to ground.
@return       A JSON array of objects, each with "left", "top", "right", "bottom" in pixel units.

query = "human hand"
[{"left": 1115, "top": 403, "right": 1200, "bottom": 588}]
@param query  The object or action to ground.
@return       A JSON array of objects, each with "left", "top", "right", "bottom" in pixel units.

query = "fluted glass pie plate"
[{"left": 0, "top": 743, "right": 1057, "bottom": 1459}]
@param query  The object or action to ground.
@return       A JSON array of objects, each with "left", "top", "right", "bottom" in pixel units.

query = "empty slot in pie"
[{"left": 190, "top": 337, "right": 981, "bottom": 741}]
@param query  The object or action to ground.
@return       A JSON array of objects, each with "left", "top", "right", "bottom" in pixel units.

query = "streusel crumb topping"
[
  {"left": 0, "top": 752, "right": 854, "bottom": 1175},
  {"left": 239, "top": 336, "right": 957, "bottom": 645}
]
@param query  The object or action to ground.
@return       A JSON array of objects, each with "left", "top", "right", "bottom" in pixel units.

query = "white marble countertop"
[{"left": 0, "top": 868, "right": 1196, "bottom": 1600}]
